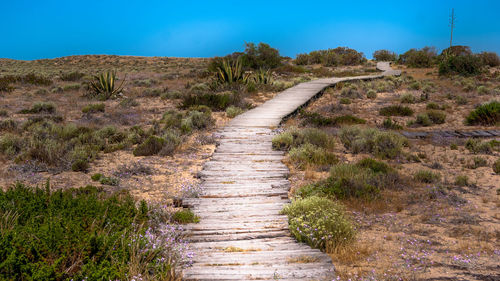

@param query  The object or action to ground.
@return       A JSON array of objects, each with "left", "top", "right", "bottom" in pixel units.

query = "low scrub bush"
[
  {"left": 382, "top": 118, "right": 403, "bottom": 130},
  {"left": 133, "top": 135, "right": 166, "bottom": 156},
  {"left": 339, "top": 126, "right": 408, "bottom": 158},
  {"left": 300, "top": 112, "right": 365, "bottom": 127},
  {"left": 172, "top": 209, "right": 199, "bottom": 224},
  {"left": 454, "top": 175, "right": 469, "bottom": 186},
  {"left": 282, "top": 196, "right": 355, "bottom": 252},
  {"left": 426, "top": 102, "right": 442, "bottom": 110},
  {"left": 272, "top": 127, "right": 333, "bottom": 151},
  {"left": 465, "top": 139, "right": 495, "bottom": 154},
  {"left": 181, "top": 91, "right": 238, "bottom": 111},
  {"left": 19, "top": 102, "right": 56, "bottom": 114},
  {"left": 60, "top": 71, "right": 85, "bottom": 81},
  {"left": 413, "top": 170, "right": 441, "bottom": 183},
  {"left": 467, "top": 156, "right": 488, "bottom": 169},
  {"left": 0, "top": 183, "right": 189, "bottom": 280},
  {"left": 0, "top": 119, "right": 18, "bottom": 132},
  {"left": 340, "top": 86, "right": 362, "bottom": 99},
  {"left": 225, "top": 106, "right": 244, "bottom": 118},
  {"left": 339, "top": 98, "right": 351, "bottom": 104},
  {"left": 82, "top": 103, "right": 105, "bottom": 113},
  {"left": 63, "top": 83, "right": 80, "bottom": 91},
  {"left": 379, "top": 105, "right": 414, "bottom": 116},
  {"left": 289, "top": 143, "right": 338, "bottom": 168},
  {"left": 366, "top": 89, "right": 376, "bottom": 99},
  {"left": 493, "top": 158, "right": 500, "bottom": 174},
  {"left": 414, "top": 110, "right": 446, "bottom": 126},
  {"left": 400, "top": 93, "right": 416, "bottom": 104},
  {"left": 296, "top": 158, "right": 400, "bottom": 200},
  {"left": 465, "top": 101, "right": 500, "bottom": 126}
]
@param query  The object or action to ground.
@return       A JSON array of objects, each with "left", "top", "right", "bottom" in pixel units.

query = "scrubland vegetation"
[
  {"left": 1, "top": 42, "right": 499, "bottom": 280},
  {"left": 274, "top": 44, "right": 500, "bottom": 280}
]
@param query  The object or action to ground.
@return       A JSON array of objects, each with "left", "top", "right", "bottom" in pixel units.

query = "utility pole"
[{"left": 449, "top": 8, "right": 456, "bottom": 47}]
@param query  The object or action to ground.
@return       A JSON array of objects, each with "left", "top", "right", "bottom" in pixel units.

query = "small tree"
[{"left": 373, "top": 49, "right": 397, "bottom": 61}]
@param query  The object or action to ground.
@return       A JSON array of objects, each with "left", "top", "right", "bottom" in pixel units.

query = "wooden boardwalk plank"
[{"left": 182, "top": 62, "right": 400, "bottom": 280}]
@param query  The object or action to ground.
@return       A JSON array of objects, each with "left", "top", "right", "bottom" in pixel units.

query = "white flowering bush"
[{"left": 282, "top": 196, "right": 355, "bottom": 253}]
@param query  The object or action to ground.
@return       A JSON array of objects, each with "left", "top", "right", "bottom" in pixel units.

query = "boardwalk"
[{"left": 182, "top": 62, "right": 401, "bottom": 280}]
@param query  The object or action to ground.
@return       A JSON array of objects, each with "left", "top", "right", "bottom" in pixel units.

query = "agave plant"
[
  {"left": 89, "top": 71, "right": 125, "bottom": 100},
  {"left": 215, "top": 57, "right": 249, "bottom": 84},
  {"left": 252, "top": 68, "right": 273, "bottom": 85}
]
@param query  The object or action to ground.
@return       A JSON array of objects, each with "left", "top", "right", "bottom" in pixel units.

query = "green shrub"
[
  {"left": 408, "top": 81, "right": 421, "bottom": 90},
  {"left": 413, "top": 170, "right": 441, "bottom": 183},
  {"left": 295, "top": 47, "right": 365, "bottom": 66},
  {"left": 99, "top": 176, "right": 120, "bottom": 186},
  {"left": 426, "top": 102, "right": 441, "bottom": 110},
  {"left": 82, "top": 103, "right": 105, "bottom": 113},
  {"left": 465, "top": 101, "right": 500, "bottom": 126},
  {"left": 282, "top": 196, "right": 355, "bottom": 252},
  {"left": 133, "top": 135, "right": 165, "bottom": 156},
  {"left": 400, "top": 93, "right": 416, "bottom": 103},
  {"left": 439, "top": 54, "right": 483, "bottom": 76},
  {"left": 0, "top": 119, "right": 17, "bottom": 132},
  {"left": 332, "top": 115, "right": 366, "bottom": 126},
  {"left": 426, "top": 110, "right": 446, "bottom": 124},
  {"left": 339, "top": 126, "right": 407, "bottom": 159},
  {"left": 297, "top": 159, "right": 399, "bottom": 200},
  {"left": 415, "top": 114, "right": 432, "bottom": 126},
  {"left": 91, "top": 173, "right": 103, "bottom": 181},
  {"left": 289, "top": 143, "right": 338, "bottom": 168},
  {"left": 454, "top": 175, "right": 469, "bottom": 186},
  {"left": 19, "top": 102, "right": 56, "bottom": 114},
  {"left": 493, "top": 158, "right": 500, "bottom": 174},
  {"left": 379, "top": 105, "right": 413, "bottom": 116},
  {"left": 226, "top": 106, "right": 244, "bottom": 118},
  {"left": 366, "top": 89, "right": 377, "bottom": 99},
  {"left": 63, "top": 83, "right": 81, "bottom": 91},
  {"left": 60, "top": 71, "right": 85, "bottom": 81},
  {"left": 455, "top": 95, "right": 468, "bottom": 105},
  {"left": 172, "top": 209, "right": 199, "bottom": 224},
  {"left": 382, "top": 118, "right": 403, "bottom": 130},
  {"left": 465, "top": 139, "right": 493, "bottom": 154},
  {"left": 181, "top": 91, "right": 237, "bottom": 111},
  {"left": 119, "top": 98, "right": 139, "bottom": 107},
  {"left": 339, "top": 98, "right": 351, "bottom": 104},
  {"left": 467, "top": 156, "right": 488, "bottom": 169},
  {"left": 340, "top": 86, "right": 362, "bottom": 99},
  {"left": 241, "top": 42, "right": 282, "bottom": 69},
  {"left": 272, "top": 127, "right": 333, "bottom": 151},
  {"left": 0, "top": 183, "right": 184, "bottom": 280},
  {"left": 0, "top": 77, "right": 15, "bottom": 92},
  {"left": 477, "top": 51, "right": 500, "bottom": 67},
  {"left": 398, "top": 47, "right": 437, "bottom": 67},
  {"left": 71, "top": 159, "right": 89, "bottom": 172},
  {"left": 181, "top": 110, "right": 214, "bottom": 133},
  {"left": 373, "top": 49, "right": 397, "bottom": 61}
]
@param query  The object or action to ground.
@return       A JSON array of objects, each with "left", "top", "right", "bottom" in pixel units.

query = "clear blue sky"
[{"left": 2, "top": 0, "right": 499, "bottom": 60}]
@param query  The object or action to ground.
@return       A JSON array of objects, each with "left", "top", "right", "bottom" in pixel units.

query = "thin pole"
[{"left": 449, "top": 8, "right": 456, "bottom": 47}]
